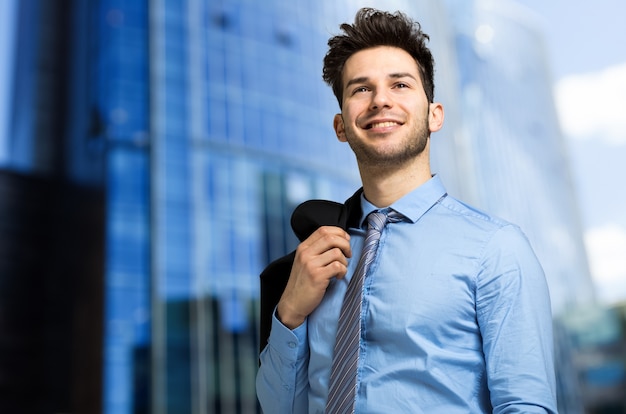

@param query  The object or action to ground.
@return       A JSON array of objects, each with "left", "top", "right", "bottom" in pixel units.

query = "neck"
[{"left": 359, "top": 155, "right": 432, "bottom": 208}]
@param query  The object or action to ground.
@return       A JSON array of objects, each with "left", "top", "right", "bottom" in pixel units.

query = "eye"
[
  {"left": 394, "top": 82, "right": 409, "bottom": 89},
  {"left": 352, "top": 86, "right": 370, "bottom": 95}
]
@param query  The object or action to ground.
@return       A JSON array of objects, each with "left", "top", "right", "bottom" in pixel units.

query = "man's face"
[{"left": 334, "top": 46, "right": 435, "bottom": 169}]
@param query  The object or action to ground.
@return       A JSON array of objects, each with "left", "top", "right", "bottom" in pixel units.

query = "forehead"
[{"left": 342, "top": 46, "right": 420, "bottom": 83}]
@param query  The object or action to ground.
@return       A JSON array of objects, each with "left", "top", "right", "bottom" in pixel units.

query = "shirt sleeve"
[
  {"left": 476, "top": 225, "right": 558, "bottom": 414},
  {"left": 256, "top": 309, "right": 310, "bottom": 414}
]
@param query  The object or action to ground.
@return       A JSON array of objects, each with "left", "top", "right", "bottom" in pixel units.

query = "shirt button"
[{"left": 288, "top": 341, "right": 296, "bottom": 348}]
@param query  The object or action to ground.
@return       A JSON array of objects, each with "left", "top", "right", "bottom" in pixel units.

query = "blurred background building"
[{"left": 0, "top": 0, "right": 624, "bottom": 413}]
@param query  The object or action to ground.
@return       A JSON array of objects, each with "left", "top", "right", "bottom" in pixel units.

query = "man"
[{"left": 256, "top": 8, "right": 557, "bottom": 414}]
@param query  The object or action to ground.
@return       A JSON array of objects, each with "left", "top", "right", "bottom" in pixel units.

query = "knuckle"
[
  {"left": 330, "top": 260, "right": 345, "bottom": 272},
  {"left": 323, "top": 233, "right": 339, "bottom": 244},
  {"left": 332, "top": 247, "right": 346, "bottom": 259},
  {"left": 318, "top": 226, "right": 332, "bottom": 235}
]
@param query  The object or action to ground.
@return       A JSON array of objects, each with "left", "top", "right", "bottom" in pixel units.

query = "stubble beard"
[{"left": 345, "top": 116, "right": 430, "bottom": 170}]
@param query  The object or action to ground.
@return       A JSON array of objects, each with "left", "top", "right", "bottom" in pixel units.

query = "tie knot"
[{"left": 366, "top": 208, "right": 404, "bottom": 231}]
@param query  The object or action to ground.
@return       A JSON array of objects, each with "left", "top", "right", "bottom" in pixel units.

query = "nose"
[{"left": 370, "top": 88, "right": 392, "bottom": 110}]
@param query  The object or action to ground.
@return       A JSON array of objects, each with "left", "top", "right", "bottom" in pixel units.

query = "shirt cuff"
[{"left": 267, "top": 308, "right": 309, "bottom": 361}]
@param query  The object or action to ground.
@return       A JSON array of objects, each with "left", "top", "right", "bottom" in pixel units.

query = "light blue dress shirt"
[{"left": 257, "top": 175, "right": 557, "bottom": 413}]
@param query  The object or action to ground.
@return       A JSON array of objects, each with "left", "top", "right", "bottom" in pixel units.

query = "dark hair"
[{"left": 322, "top": 8, "right": 435, "bottom": 108}]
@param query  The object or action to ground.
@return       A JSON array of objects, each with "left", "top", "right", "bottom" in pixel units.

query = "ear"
[
  {"left": 428, "top": 102, "right": 444, "bottom": 133},
  {"left": 333, "top": 113, "right": 347, "bottom": 142}
]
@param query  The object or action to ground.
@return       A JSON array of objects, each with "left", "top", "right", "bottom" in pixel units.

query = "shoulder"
[
  {"left": 439, "top": 195, "right": 511, "bottom": 228},
  {"left": 436, "top": 195, "right": 535, "bottom": 256}
]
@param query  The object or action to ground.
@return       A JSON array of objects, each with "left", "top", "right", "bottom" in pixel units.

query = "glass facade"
[
  {"left": 97, "top": 2, "right": 152, "bottom": 413},
  {"left": 0, "top": 0, "right": 617, "bottom": 413}
]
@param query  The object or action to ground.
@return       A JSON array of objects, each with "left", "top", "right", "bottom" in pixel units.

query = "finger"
[
  {"left": 300, "top": 246, "right": 348, "bottom": 278},
  {"left": 306, "top": 227, "right": 352, "bottom": 258},
  {"left": 325, "top": 258, "right": 349, "bottom": 280},
  {"left": 318, "top": 246, "right": 349, "bottom": 268},
  {"left": 306, "top": 247, "right": 349, "bottom": 281},
  {"left": 305, "top": 226, "right": 350, "bottom": 246}
]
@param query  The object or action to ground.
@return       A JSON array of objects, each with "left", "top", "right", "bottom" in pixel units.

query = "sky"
[{"left": 519, "top": 0, "right": 626, "bottom": 305}]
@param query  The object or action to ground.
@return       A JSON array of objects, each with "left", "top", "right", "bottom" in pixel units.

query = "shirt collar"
[{"left": 359, "top": 175, "right": 448, "bottom": 228}]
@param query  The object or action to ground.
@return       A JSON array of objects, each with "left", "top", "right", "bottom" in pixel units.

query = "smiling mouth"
[{"left": 366, "top": 121, "right": 401, "bottom": 129}]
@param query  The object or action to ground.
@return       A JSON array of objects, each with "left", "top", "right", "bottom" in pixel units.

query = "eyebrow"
[{"left": 345, "top": 72, "right": 418, "bottom": 89}]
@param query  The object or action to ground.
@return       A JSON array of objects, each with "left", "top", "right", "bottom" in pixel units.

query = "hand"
[{"left": 277, "top": 226, "right": 352, "bottom": 329}]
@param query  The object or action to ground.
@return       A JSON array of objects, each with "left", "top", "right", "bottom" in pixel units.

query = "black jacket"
[{"left": 259, "top": 189, "right": 363, "bottom": 352}]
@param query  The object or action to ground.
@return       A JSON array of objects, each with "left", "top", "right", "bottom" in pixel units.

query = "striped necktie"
[{"left": 325, "top": 209, "right": 403, "bottom": 414}]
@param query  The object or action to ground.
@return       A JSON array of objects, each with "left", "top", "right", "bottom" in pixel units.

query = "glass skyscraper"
[{"left": 0, "top": 0, "right": 609, "bottom": 413}]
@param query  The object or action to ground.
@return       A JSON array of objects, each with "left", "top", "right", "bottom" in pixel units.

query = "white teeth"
[{"left": 370, "top": 121, "right": 398, "bottom": 128}]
